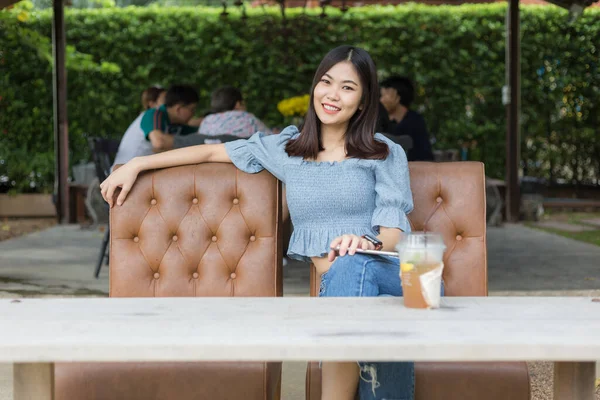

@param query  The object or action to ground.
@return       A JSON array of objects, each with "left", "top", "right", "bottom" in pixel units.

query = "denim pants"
[{"left": 318, "top": 253, "right": 444, "bottom": 400}]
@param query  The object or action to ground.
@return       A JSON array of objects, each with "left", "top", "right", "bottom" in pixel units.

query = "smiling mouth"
[{"left": 322, "top": 103, "right": 341, "bottom": 114}]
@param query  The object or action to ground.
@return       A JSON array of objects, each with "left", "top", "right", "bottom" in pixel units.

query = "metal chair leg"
[{"left": 94, "top": 229, "right": 110, "bottom": 278}]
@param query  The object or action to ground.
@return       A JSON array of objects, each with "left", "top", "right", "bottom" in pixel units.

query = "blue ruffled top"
[{"left": 224, "top": 125, "right": 413, "bottom": 263}]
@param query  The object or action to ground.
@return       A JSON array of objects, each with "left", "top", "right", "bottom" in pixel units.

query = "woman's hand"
[
  {"left": 98, "top": 143, "right": 231, "bottom": 208},
  {"left": 328, "top": 234, "right": 376, "bottom": 262},
  {"left": 100, "top": 159, "right": 142, "bottom": 208}
]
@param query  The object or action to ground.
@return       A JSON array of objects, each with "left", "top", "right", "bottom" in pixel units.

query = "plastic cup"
[{"left": 395, "top": 233, "right": 446, "bottom": 309}]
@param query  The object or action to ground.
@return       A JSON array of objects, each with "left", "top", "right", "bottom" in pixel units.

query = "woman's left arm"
[
  {"left": 327, "top": 228, "right": 403, "bottom": 261},
  {"left": 377, "top": 227, "right": 403, "bottom": 252},
  {"left": 371, "top": 139, "right": 413, "bottom": 235},
  {"left": 328, "top": 140, "right": 411, "bottom": 261}
]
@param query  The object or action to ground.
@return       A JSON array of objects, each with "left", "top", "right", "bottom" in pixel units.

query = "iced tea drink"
[
  {"left": 396, "top": 233, "right": 446, "bottom": 309},
  {"left": 400, "top": 261, "right": 443, "bottom": 309}
]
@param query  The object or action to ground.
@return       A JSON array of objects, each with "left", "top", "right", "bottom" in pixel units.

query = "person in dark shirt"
[
  {"left": 375, "top": 101, "right": 392, "bottom": 134},
  {"left": 380, "top": 76, "right": 434, "bottom": 161}
]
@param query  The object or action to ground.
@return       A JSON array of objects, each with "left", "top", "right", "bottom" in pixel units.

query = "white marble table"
[{"left": 1, "top": 296, "right": 598, "bottom": 399}]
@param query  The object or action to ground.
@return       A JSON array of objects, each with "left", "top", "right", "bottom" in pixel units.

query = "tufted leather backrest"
[
  {"left": 109, "top": 163, "right": 283, "bottom": 298},
  {"left": 310, "top": 161, "right": 487, "bottom": 297},
  {"left": 407, "top": 162, "right": 487, "bottom": 296}
]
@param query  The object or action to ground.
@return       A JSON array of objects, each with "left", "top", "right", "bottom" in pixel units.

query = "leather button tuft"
[
  {"left": 230, "top": 272, "right": 237, "bottom": 279},
  {"left": 133, "top": 236, "right": 139, "bottom": 243},
  {"left": 233, "top": 198, "right": 239, "bottom": 205},
  {"left": 150, "top": 199, "right": 157, "bottom": 205},
  {"left": 153, "top": 272, "right": 160, "bottom": 279},
  {"left": 192, "top": 272, "right": 199, "bottom": 279},
  {"left": 172, "top": 235, "right": 178, "bottom": 242},
  {"left": 456, "top": 235, "right": 463, "bottom": 241},
  {"left": 436, "top": 196, "right": 443, "bottom": 203},
  {"left": 211, "top": 236, "right": 218, "bottom": 242},
  {"left": 250, "top": 235, "right": 256, "bottom": 242},
  {"left": 192, "top": 198, "right": 199, "bottom": 204}
]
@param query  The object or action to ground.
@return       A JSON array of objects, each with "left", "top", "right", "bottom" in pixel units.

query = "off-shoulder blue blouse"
[{"left": 224, "top": 125, "right": 413, "bottom": 263}]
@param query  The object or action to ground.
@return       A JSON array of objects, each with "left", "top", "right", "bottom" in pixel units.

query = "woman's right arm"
[{"left": 100, "top": 143, "right": 230, "bottom": 207}]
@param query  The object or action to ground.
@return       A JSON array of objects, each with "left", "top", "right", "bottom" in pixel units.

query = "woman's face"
[
  {"left": 173, "top": 103, "right": 197, "bottom": 124},
  {"left": 313, "top": 61, "right": 363, "bottom": 129}
]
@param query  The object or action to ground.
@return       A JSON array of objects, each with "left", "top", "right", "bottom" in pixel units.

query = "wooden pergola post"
[
  {"left": 52, "top": 0, "right": 69, "bottom": 224},
  {"left": 505, "top": 0, "right": 521, "bottom": 222}
]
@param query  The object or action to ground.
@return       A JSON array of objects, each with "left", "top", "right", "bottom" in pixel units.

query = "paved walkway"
[
  {"left": 1, "top": 223, "right": 598, "bottom": 297},
  {"left": 0, "top": 223, "right": 599, "bottom": 399},
  {"left": 487, "top": 223, "right": 600, "bottom": 294},
  {"left": 0, "top": 225, "right": 108, "bottom": 297}
]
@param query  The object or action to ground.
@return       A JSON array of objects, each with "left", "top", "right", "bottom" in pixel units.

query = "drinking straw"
[{"left": 422, "top": 199, "right": 443, "bottom": 261}]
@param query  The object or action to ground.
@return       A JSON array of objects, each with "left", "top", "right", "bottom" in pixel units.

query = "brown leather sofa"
[
  {"left": 305, "top": 162, "right": 531, "bottom": 400},
  {"left": 56, "top": 161, "right": 530, "bottom": 400},
  {"left": 55, "top": 164, "right": 283, "bottom": 400}
]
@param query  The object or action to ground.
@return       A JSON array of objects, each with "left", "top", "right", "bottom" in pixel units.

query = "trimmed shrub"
[{"left": 0, "top": 3, "right": 598, "bottom": 193}]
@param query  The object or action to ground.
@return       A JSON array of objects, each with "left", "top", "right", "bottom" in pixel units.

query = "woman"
[
  {"left": 141, "top": 85, "right": 166, "bottom": 110},
  {"left": 101, "top": 45, "right": 414, "bottom": 400},
  {"left": 199, "top": 85, "right": 273, "bottom": 138}
]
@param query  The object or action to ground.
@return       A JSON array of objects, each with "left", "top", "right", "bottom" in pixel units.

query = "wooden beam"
[
  {"left": 0, "top": 0, "right": 21, "bottom": 9},
  {"left": 14, "top": 363, "right": 54, "bottom": 400},
  {"left": 505, "top": 0, "right": 521, "bottom": 222},
  {"left": 554, "top": 362, "right": 596, "bottom": 400},
  {"left": 52, "top": 0, "right": 69, "bottom": 224}
]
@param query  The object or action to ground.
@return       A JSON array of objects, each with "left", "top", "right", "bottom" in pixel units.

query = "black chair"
[
  {"left": 173, "top": 133, "right": 241, "bottom": 148},
  {"left": 381, "top": 133, "right": 413, "bottom": 153},
  {"left": 87, "top": 137, "right": 120, "bottom": 278}
]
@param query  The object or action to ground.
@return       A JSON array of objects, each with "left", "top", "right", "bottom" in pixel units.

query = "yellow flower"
[
  {"left": 17, "top": 11, "right": 29, "bottom": 22},
  {"left": 277, "top": 94, "right": 310, "bottom": 118}
]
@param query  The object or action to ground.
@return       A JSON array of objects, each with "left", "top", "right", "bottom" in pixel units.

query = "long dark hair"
[
  {"left": 286, "top": 45, "right": 389, "bottom": 160},
  {"left": 141, "top": 86, "right": 165, "bottom": 110}
]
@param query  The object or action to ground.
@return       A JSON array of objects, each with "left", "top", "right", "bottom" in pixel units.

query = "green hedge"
[{"left": 1, "top": 3, "right": 599, "bottom": 193}]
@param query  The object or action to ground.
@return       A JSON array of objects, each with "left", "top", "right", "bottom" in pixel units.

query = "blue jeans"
[{"left": 319, "top": 253, "right": 444, "bottom": 400}]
